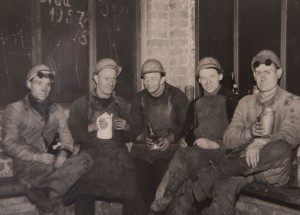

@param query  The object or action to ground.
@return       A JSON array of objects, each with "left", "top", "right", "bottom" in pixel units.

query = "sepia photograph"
[{"left": 0, "top": 0, "right": 300, "bottom": 215}]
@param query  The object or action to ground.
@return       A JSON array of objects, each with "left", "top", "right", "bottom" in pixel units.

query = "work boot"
[
  {"left": 192, "top": 162, "right": 221, "bottom": 202},
  {"left": 25, "top": 186, "right": 54, "bottom": 213}
]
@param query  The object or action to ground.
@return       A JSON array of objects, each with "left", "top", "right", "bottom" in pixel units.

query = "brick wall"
[{"left": 141, "top": 0, "right": 196, "bottom": 92}]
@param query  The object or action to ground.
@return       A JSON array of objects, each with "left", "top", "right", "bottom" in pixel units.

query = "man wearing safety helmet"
[
  {"left": 2, "top": 64, "right": 92, "bottom": 213},
  {"left": 149, "top": 57, "right": 239, "bottom": 215},
  {"left": 65, "top": 58, "right": 146, "bottom": 215},
  {"left": 130, "top": 59, "right": 189, "bottom": 212}
]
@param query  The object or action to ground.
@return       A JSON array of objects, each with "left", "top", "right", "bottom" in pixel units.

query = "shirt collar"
[
  {"left": 257, "top": 86, "right": 279, "bottom": 104},
  {"left": 23, "top": 94, "right": 57, "bottom": 113}
]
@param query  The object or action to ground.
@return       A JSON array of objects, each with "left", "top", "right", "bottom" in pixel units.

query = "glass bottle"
[
  {"left": 185, "top": 125, "right": 195, "bottom": 146},
  {"left": 147, "top": 122, "right": 158, "bottom": 142},
  {"left": 231, "top": 72, "right": 239, "bottom": 95}
]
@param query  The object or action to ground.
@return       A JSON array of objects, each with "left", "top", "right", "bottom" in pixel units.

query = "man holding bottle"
[
  {"left": 2, "top": 64, "right": 92, "bottom": 213},
  {"left": 130, "top": 59, "right": 189, "bottom": 212}
]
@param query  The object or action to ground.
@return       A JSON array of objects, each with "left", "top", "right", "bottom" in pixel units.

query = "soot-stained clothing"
[
  {"left": 204, "top": 87, "right": 300, "bottom": 215},
  {"left": 130, "top": 83, "right": 189, "bottom": 162},
  {"left": 224, "top": 87, "right": 300, "bottom": 150},
  {"left": 180, "top": 85, "right": 238, "bottom": 148},
  {"left": 223, "top": 87, "right": 300, "bottom": 185},
  {"left": 151, "top": 86, "right": 238, "bottom": 215},
  {"left": 1, "top": 94, "right": 92, "bottom": 196},
  {"left": 66, "top": 94, "right": 137, "bottom": 199},
  {"left": 130, "top": 83, "right": 189, "bottom": 212}
]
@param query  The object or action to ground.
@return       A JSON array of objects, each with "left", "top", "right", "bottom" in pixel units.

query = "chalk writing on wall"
[
  {"left": 0, "top": 0, "right": 32, "bottom": 106},
  {"left": 41, "top": 0, "right": 89, "bottom": 103},
  {"left": 40, "top": 0, "right": 88, "bottom": 46},
  {"left": 96, "top": 0, "right": 137, "bottom": 101}
]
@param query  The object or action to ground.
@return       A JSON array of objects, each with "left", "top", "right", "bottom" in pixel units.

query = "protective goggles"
[
  {"left": 252, "top": 59, "right": 277, "bottom": 69},
  {"left": 36, "top": 71, "right": 55, "bottom": 82}
]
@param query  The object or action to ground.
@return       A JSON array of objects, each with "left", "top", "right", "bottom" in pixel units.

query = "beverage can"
[{"left": 260, "top": 107, "right": 275, "bottom": 135}]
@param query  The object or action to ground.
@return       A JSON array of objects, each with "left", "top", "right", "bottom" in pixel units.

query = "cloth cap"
[
  {"left": 94, "top": 58, "right": 122, "bottom": 77},
  {"left": 197, "top": 57, "right": 223, "bottom": 74},
  {"left": 141, "top": 59, "right": 166, "bottom": 77},
  {"left": 26, "top": 64, "right": 55, "bottom": 82},
  {"left": 251, "top": 50, "right": 281, "bottom": 72}
]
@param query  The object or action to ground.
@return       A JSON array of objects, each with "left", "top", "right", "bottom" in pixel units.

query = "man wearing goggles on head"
[
  {"left": 1, "top": 64, "right": 93, "bottom": 214},
  {"left": 187, "top": 50, "right": 300, "bottom": 215}
]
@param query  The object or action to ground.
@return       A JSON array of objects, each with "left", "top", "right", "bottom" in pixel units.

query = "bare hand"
[
  {"left": 157, "top": 134, "right": 174, "bottom": 151},
  {"left": 37, "top": 153, "right": 55, "bottom": 165},
  {"left": 54, "top": 151, "right": 68, "bottom": 168},
  {"left": 245, "top": 139, "right": 267, "bottom": 168},
  {"left": 251, "top": 121, "right": 265, "bottom": 137},
  {"left": 98, "top": 118, "right": 108, "bottom": 129},
  {"left": 194, "top": 138, "right": 220, "bottom": 149},
  {"left": 178, "top": 137, "right": 188, "bottom": 148},
  {"left": 114, "top": 118, "right": 130, "bottom": 131},
  {"left": 146, "top": 137, "right": 159, "bottom": 150},
  {"left": 73, "top": 144, "right": 80, "bottom": 155},
  {"left": 88, "top": 121, "right": 98, "bottom": 133}
]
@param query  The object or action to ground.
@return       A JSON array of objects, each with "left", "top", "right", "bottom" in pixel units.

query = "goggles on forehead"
[
  {"left": 35, "top": 71, "right": 55, "bottom": 82},
  {"left": 252, "top": 59, "right": 277, "bottom": 69}
]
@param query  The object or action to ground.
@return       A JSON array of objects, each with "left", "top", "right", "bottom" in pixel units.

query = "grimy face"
[
  {"left": 27, "top": 76, "right": 52, "bottom": 102},
  {"left": 253, "top": 63, "right": 282, "bottom": 93},
  {"left": 94, "top": 68, "right": 117, "bottom": 98},
  {"left": 142, "top": 72, "right": 165, "bottom": 96},
  {"left": 198, "top": 68, "right": 223, "bottom": 93}
]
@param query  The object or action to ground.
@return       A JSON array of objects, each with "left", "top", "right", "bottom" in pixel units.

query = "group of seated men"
[{"left": 2, "top": 49, "right": 300, "bottom": 215}]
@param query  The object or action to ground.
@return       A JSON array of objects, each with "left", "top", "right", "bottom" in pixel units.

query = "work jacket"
[{"left": 2, "top": 94, "right": 74, "bottom": 183}]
